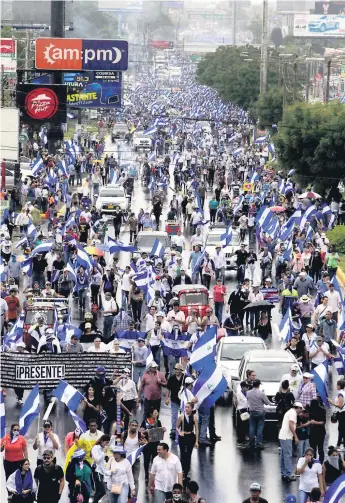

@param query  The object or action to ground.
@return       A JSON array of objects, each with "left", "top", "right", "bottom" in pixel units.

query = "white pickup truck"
[{"left": 133, "top": 132, "right": 152, "bottom": 151}]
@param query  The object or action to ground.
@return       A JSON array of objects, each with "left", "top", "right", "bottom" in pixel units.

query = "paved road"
[{"left": 1, "top": 139, "right": 340, "bottom": 503}]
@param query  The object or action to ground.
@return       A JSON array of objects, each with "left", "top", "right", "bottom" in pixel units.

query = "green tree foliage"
[
  {"left": 275, "top": 103, "right": 345, "bottom": 195},
  {"left": 196, "top": 45, "right": 279, "bottom": 111},
  {"left": 254, "top": 87, "right": 284, "bottom": 130},
  {"left": 326, "top": 226, "right": 345, "bottom": 254}
]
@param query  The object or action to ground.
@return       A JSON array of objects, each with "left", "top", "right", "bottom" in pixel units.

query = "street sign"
[
  {"left": 0, "top": 38, "right": 17, "bottom": 74},
  {"left": 35, "top": 38, "right": 128, "bottom": 71}
]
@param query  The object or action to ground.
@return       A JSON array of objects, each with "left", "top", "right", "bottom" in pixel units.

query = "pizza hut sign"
[{"left": 17, "top": 84, "right": 67, "bottom": 124}]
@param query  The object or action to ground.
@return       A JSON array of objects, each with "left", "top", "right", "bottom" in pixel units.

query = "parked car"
[
  {"left": 232, "top": 349, "right": 302, "bottom": 421},
  {"left": 133, "top": 132, "right": 152, "bottom": 151},
  {"left": 205, "top": 228, "right": 249, "bottom": 272},
  {"left": 216, "top": 336, "right": 267, "bottom": 403}
]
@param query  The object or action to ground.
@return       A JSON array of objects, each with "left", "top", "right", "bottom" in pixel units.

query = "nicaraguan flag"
[
  {"left": 323, "top": 472, "right": 345, "bottom": 503},
  {"left": 232, "top": 196, "right": 243, "bottom": 216},
  {"left": 31, "top": 156, "right": 45, "bottom": 176},
  {"left": 57, "top": 323, "right": 82, "bottom": 342},
  {"left": 116, "top": 330, "right": 145, "bottom": 351},
  {"left": 107, "top": 235, "right": 137, "bottom": 254},
  {"left": 161, "top": 332, "right": 189, "bottom": 358},
  {"left": 127, "top": 445, "right": 145, "bottom": 465},
  {"left": 27, "top": 222, "right": 37, "bottom": 241},
  {"left": 192, "top": 362, "right": 227, "bottom": 410},
  {"left": 255, "top": 135, "right": 266, "bottom": 145},
  {"left": 311, "top": 361, "right": 330, "bottom": 408},
  {"left": 19, "top": 384, "right": 40, "bottom": 435},
  {"left": 192, "top": 248, "right": 205, "bottom": 277},
  {"left": 220, "top": 223, "right": 233, "bottom": 248},
  {"left": 57, "top": 160, "right": 68, "bottom": 177},
  {"left": 300, "top": 205, "right": 317, "bottom": 232},
  {"left": 151, "top": 238, "right": 165, "bottom": 258},
  {"left": 15, "top": 237, "right": 28, "bottom": 249},
  {"left": 189, "top": 326, "right": 217, "bottom": 371},
  {"left": 279, "top": 307, "right": 293, "bottom": 343},
  {"left": 52, "top": 380, "right": 84, "bottom": 411},
  {"left": 0, "top": 390, "right": 5, "bottom": 438},
  {"left": 30, "top": 241, "right": 53, "bottom": 257},
  {"left": 65, "top": 261, "right": 77, "bottom": 285},
  {"left": 133, "top": 269, "right": 149, "bottom": 289},
  {"left": 232, "top": 147, "right": 242, "bottom": 157},
  {"left": 76, "top": 245, "right": 92, "bottom": 273},
  {"left": 4, "top": 312, "right": 25, "bottom": 348},
  {"left": 68, "top": 410, "right": 87, "bottom": 433},
  {"left": 146, "top": 346, "right": 154, "bottom": 367},
  {"left": 255, "top": 206, "right": 272, "bottom": 230},
  {"left": 283, "top": 239, "right": 293, "bottom": 262},
  {"left": 21, "top": 257, "right": 33, "bottom": 277},
  {"left": 331, "top": 275, "right": 344, "bottom": 305},
  {"left": 148, "top": 152, "right": 156, "bottom": 162}
]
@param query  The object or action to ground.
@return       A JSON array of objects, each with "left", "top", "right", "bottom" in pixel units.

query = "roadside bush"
[{"left": 326, "top": 226, "right": 345, "bottom": 254}]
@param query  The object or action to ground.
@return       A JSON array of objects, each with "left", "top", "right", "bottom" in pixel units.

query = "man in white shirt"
[
  {"left": 166, "top": 304, "right": 185, "bottom": 330},
  {"left": 45, "top": 250, "right": 57, "bottom": 283},
  {"left": 280, "top": 364, "right": 302, "bottom": 398},
  {"left": 278, "top": 402, "right": 303, "bottom": 481},
  {"left": 309, "top": 336, "right": 332, "bottom": 367},
  {"left": 213, "top": 245, "right": 226, "bottom": 281},
  {"left": 324, "top": 283, "right": 342, "bottom": 321},
  {"left": 86, "top": 336, "right": 108, "bottom": 353},
  {"left": 145, "top": 306, "right": 157, "bottom": 332},
  {"left": 149, "top": 442, "right": 183, "bottom": 501},
  {"left": 190, "top": 228, "right": 204, "bottom": 250}
]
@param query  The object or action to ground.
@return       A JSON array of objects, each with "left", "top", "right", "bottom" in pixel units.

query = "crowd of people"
[{"left": 1, "top": 50, "right": 345, "bottom": 503}]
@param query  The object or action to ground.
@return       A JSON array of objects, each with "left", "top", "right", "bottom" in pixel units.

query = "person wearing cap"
[
  {"left": 293, "top": 270, "right": 314, "bottom": 299},
  {"left": 302, "top": 324, "right": 317, "bottom": 368},
  {"left": 280, "top": 362, "right": 302, "bottom": 396},
  {"left": 280, "top": 282, "right": 299, "bottom": 316},
  {"left": 188, "top": 244, "right": 203, "bottom": 284},
  {"left": 36, "top": 327, "right": 61, "bottom": 355},
  {"left": 241, "top": 482, "right": 268, "bottom": 503},
  {"left": 246, "top": 379, "right": 271, "bottom": 450},
  {"left": 284, "top": 495, "right": 297, "bottom": 503},
  {"left": 324, "top": 282, "right": 342, "bottom": 322},
  {"left": 90, "top": 434, "right": 111, "bottom": 503},
  {"left": 65, "top": 448, "right": 94, "bottom": 503},
  {"left": 137, "top": 361, "right": 167, "bottom": 418},
  {"left": 34, "top": 449, "right": 64, "bottom": 503},
  {"left": 296, "top": 373, "right": 317, "bottom": 408},
  {"left": 309, "top": 334, "right": 332, "bottom": 368},
  {"left": 235, "top": 243, "right": 249, "bottom": 286},
  {"left": 278, "top": 401, "right": 303, "bottom": 481},
  {"left": 165, "top": 363, "right": 185, "bottom": 440},
  {"left": 212, "top": 244, "right": 226, "bottom": 283},
  {"left": 298, "top": 294, "right": 315, "bottom": 332},
  {"left": 33, "top": 421, "right": 61, "bottom": 465},
  {"left": 296, "top": 446, "right": 324, "bottom": 503},
  {"left": 173, "top": 267, "right": 192, "bottom": 286},
  {"left": 85, "top": 366, "right": 114, "bottom": 403},
  {"left": 113, "top": 368, "right": 137, "bottom": 430},
  {"left": 201, "top": 307, "right": 219, "bottom": 331},
  {"left": 132, "top": 337, "right": 149, "bottom": 384},
  {"left": 107, "top": 444, "right": 136, "bottom": 501}
]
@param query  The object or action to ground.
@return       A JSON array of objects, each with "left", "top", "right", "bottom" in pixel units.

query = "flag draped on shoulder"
[{"left": 311, "top": 361, "right": 330, "bottom": 408}]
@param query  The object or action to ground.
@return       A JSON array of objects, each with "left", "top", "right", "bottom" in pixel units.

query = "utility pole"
[
  {"left": 25, "top": 30, "right": 30, "bottom": 82},
  {"left": 305, "top": 60, "right": 310, "bottom": 103},
  {"left": 232, "top": 0, "right": 237, "bottom": 46},
  {"left": 293, "top": 60, "right": 297, "bottom": 102},
  {"left": 48, "top": 0, "right": 65, "bottom": 153},
  {"left": 260, "top": 0, "right": 268, "bottom": 94},
  {"left": 324, "top": 59, "right": 331, "bottom": 104},
  {"left": 283, "top": 61, "right": 288, "bottom": 109}
]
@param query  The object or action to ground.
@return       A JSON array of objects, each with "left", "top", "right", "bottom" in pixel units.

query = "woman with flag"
[
  {"left": 1, "top": 423, "right": 28, "bottom": 480},
  {"left": 6, "top": 458, "right": 37, "bottom": 502}
]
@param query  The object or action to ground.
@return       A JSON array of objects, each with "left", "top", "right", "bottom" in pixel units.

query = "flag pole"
[{"left": 43, "top": 398, "right": 57, "bottom": 422}]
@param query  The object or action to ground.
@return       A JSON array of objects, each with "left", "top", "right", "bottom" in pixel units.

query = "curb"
[{"left": 337, "top": 267, "right": 345, "bottom": 288}]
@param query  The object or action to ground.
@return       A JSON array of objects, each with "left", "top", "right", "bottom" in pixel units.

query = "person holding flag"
[
  {"left": 1, "top": 423, "right": 28, "bottom": 480},
  {"left": 33, "top": 420, "right": 61, "bottom": 466}
]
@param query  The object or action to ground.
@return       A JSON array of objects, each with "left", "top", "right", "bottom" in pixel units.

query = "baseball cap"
[
  {"left": 285, "top": 496, "right": 297, "bottom": 503},
  {"left": 138, "top": 337, "right": 145, "bottom": 342},
  {"left": 306, "top": 323, "right": 313, "bottom": 329},
  {"left": 290, "top": 364, "right": 299, "bottom": 371},
  {"left": 96, "top": 366, "right": 106, "bottom": 373},
  {"left": 249, "top": 482, "right": 261, "bottom": 491},
  {"left": 85, "top": 322, "right": 92, "bottom": 329},
  {"left": 185, "top": 376, "right": 194, "bottom": 384},
  {"left": 303, "top": 372, "right": 314, "bottom": 378},
  {"left": 293, "top": 401, "right": 304, "bottom": 409},
  {"left": 149, "top": 361, "right": 158, "bottom": 368}
]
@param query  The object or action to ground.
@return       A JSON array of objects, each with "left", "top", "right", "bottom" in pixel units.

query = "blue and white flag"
[
  {"left": 279, "top": 307, "right": 293, "bottom": 343},
  {"left": 189, "top": 326, "right": 217, "bottom": 371},
  {"left": 19, "top": 384, "right": 40, "bottom": 436},
  {"left": 192, "top": 248, "right": 205, "bottom": 277},
  {"left": 300, "top": 205, "right": 317, "bottom": 232},
  {"left": 192, "top": 362, "right": 227, "bottom": 410},
  {"left": 255, "top": 135, "right": 266, "bottom": 145},
  {"left": 66, "top": 261, "right": 77, "bottom": 285},
  {"left": 146, "top": 346, "right": 154, "bottom": 367},
  {"left": 57, "top": 323, "right": 82, "bottom": 342},
  {"left": 116, "top": 330, "right": 145, "bottom": 351},
  {"left": 323, "top": 473, "right": 345, "bottom": 503},
  {"left": 68, "top": 410, "right": 87, "bottom": 433},
  {"left": 30, "top": 241, "right": 53, "bottom": 257},
  {"left": 133, "top": 269, "right": 149, "bottom": 289},
  {"left": 4, "top": 312, "right": 25, "bottom": 348},
  {"left": 151, "top": 238, "right": 165, "bottom": 258},
  {"left": 148, "top": 152, "right": 156, "bottom": 162},
  {"left": 220, "top": 223, "right": 233, "bottom": 248},
  {"left": 52, "top": 380, "right": 84, "bottom": 411},
  {"left": 283, "top": 239, "right": 293, "bottom": 262},
  {"left": 0, "top": 390, "right": 5, "bottom": 438},
  {"left": 311, "top": 361, "right": 330, "bottom": 408},
  {"left": 232, "top": 147, "right": 243, "bottom": 157},
  {"left": 15, "top": 237, "right": 27, "bottom": 249},
  {"left": 31, "top": 156, "right": 45, "bottom": 176},
  {"left": 27, "top": 222, "right": 37, "bottom": 240},
  {"left": 288, "top": 169, "right": 295, "bottom": 176},
  {"left": 76, "top": 245, "right": 92, "bottom": 273},
  {"left": 127, "top": 445, "right": 145, "bottom": 465},
  {"left": 161, "top": 332, "right": 189, "bottom": 358},
  {"left": 57, "top": 160, "right": 68, "bottom": 177},
  {"left": 107, "top": 236, "right": 137, "bottom": 254},
  {"left": 255, "top": 206, "right": 272, "bottom": 230},
  {"left": 0, "top": 258, "right": 6, "bottom": 281}
]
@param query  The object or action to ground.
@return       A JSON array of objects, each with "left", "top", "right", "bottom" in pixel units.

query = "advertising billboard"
[
  {"left": 0, "top": 108, "right": 20, "bottom": 161},
  {"left": 151, "top": 41, "right": 174, "bottom": 49},
  {"left": 16, "top": 85, "right": 67, "bottom": 124},
  {"left": 315, "top": 1, "right": 345, "bottom": 14},
  {"left": 0, "top": 39, "right": 17, "bottom": 74},
  {"left": 294, "top": 13, "right": 345, "bottom": 36},
  {"left": 35, "top": 38, "right": 128, "bottom": 71},
  {"left": 98, "top": 0, "right": 142, "bottom": 11}
]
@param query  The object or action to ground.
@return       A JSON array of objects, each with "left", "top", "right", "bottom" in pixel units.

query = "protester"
[
  {"left": 1, "top": 423, "right": 28, "bottom": 480},
  {"left": 34, "top": 450, "right": 64, "bottom": 503}
]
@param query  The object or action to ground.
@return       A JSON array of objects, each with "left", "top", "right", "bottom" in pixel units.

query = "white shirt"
[
  {"left": 122, "top": 273, "right": 132, "bottom": 292},
  {"left": 213, "top": 250, "right": 225, "bottom": 269},
  {"left": 45, "top": 252, "right": 57, "bottom": 272},
  {"left": 310, "top": 342, "right": 329, "bottom": 364},
  {"left": 172, "top": 235, "right": 184, "bottom": 247},
  {"left": 119, "top": 378, "right": 138, "bottom": 401},
  {"left": 36, "top": 432, "right": 61, "bottom": 460},
  {"left": 278, "top": 408, "right": 297, "bottom": 440},
  {"left": 297, "top": 457, "right": 322, "bottom": 492},
  {"left": 150, "top": 453, "right": 183, "bottom": 492},
  {"left": 236, "top": 389, "right": 248, "bottom": 411},
  {"left": 103, "top": 297, "right": 117, "bottom": 315},
  {"left": 302, "top": 333, "right": 317, "bottom": 352},
  {"left": 145, "top": 313, "right": 156, "bottom": 332},
  {"left": 0, "top": 298, "right": 8, "bottom": 316},
  {"left": 87, "top": 342, "right": 108, "bottom": 353},
  {"left": 280, "top": 373, "right": 302, "bottom": 398},
  {"left": 324, "top": 290, "right": 341, "bottom": 313},
  {"left": 166, "top": 310, "right": 185, "bottom": 327}
]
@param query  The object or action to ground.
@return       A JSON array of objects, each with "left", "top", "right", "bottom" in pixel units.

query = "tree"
[
  {"left": 275, "top": 103, "right": 345, "bottom": 195},
  {"left": 254, "top": 87, "right": 284, "bottom": 130},
  {"left": 196, "top": 45, "right": 279, "bottom": 111},
  {"left": 271, "top": 27, "right": 283, "bottom": 48}
]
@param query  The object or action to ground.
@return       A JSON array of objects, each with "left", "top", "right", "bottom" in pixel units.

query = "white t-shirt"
[
  {"left": 121, "top": 273, "right": 132, "bottom": 292},
  {"left": 297, "top": 457, "right": 322, "bottom": 492},
  {"left": 36, "top": 432, "right": 61, "bottom": 460},
  {"left": 280, "top": 373, "right": 302, "bottom": 397},
  {"left": 150, "top": 453, "right": 183, "bottom": 492},
  {"left": 324, "top": 290, "right": 341, "bottom": 313},
  {"left": 87, "top": 343, "right": 108, "bottom": 353},
  {"left": 310, "top": 342, "right": 329, "bottom": 365},
  {"left": 278, "top": 408, "right": 297, "bottom": 441}
]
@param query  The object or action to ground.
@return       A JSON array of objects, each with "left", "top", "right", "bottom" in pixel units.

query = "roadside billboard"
[
  {"left": 16, "top": 85, "right": 67, "bottom": 124},
  {"left": 294, "top": 14, "right": 345, "bottom": 36},
  {"left": 0, "top": 39, "right": 17, "bottom": 74},
  {"left": 0, "top": 108, "right": 19, "bottom": 161},
  {"left": 35, "top": 38, "right": 128, "bottom": 71},
  {"left": 98, "top": 0, "right": 142, "bottom": 11}
]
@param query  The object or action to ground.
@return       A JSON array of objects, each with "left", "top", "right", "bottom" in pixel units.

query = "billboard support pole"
[
  {"left": 47, "top": 0, "right": 65, "bottom": 154},
  {"left": 325, "top": 59, "right": 331, "bottom": 104}
]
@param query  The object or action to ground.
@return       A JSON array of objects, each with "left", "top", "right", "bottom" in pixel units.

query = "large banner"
[
  {"left": 294, "top": 14, "right": 345, "bottom": 37},
  {"left": 0, "top": 352, "right": 132, "bottom": 389}
]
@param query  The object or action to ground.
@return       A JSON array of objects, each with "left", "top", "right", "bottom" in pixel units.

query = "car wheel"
[{"left": 320, "top": 23, "right": 326, "bottom": 32}]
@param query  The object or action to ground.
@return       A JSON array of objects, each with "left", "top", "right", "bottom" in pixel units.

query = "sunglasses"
[
  {"left": 43, "top": 456, "right": 52, "bottom": 459},
  {"left": 12, "top": 428, "right": 20, "bottom": 432}
]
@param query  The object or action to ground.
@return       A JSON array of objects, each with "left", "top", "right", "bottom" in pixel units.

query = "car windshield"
[
  {"left": 221, "top": 343, "right": 265, "bottom": 361},
  {"left": 100, "top": 188, "right": 124, "bottom": 198},
  {"left": 137, "top": 235, "right": 170, "bottom": 248},
  {"left": 179, "top": 292, "right": 208, "bottom": 306},
  {"left": 25, "top": 309, "right": 54, "bottom": 325},
  {"left": 207, "top": 233, "right": 241, "bottom": 246},
  {"left": 247, "top": 362, "right": 293, "bottom": 381}
]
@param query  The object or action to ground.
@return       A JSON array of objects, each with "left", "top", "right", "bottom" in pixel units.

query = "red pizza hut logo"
[{"left": 25, "top": 87, "right": 59, "bottom": 120}]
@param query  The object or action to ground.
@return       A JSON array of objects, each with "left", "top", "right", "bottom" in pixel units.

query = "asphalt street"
[{"left": 1, "top": 139, "right": 340, "bottom": 503}]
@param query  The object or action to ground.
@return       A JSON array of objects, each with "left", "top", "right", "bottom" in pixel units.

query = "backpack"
[{"left": 276, "top": 393, "right": 292, "bottom": 416}]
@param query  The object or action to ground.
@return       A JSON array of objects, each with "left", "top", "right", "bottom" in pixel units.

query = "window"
[
  {"left": 179, "top": 292, "right": 208, "bottom": 307},
  {"left": 221, "top": 343, "right": 265, "bottom": 361},
  {"left": 246, "top": 362, "right": 293, "bottom": 382}
]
